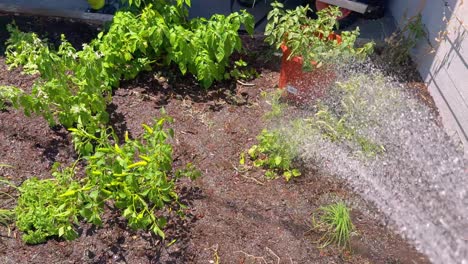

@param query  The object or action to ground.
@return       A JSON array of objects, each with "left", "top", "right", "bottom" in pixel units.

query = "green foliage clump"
[
  {"left": 16, "top": 166, "right": 82, "bottom": 244},
  {"left": 0, "top": 171, "right": 17, "bottom": 232},
  {"left": 246, "top": 129, "right": 301, "bottom": 181},
  {"left": 384, "top": 14, "right": 426, "bottom": 65},
  {"left": 312, "top": 202, "right": 355, "bottom": 249},
  {"left": 306, "top": 78, "right": 385, "bottom": 156},
  {"left": 262, "top": 90, "right": 287, "bottom": 119},
  {"left": 4, "top": 0, "right": 253, "bottom": 136},
  {"left": 265, "top": 2, "right": 373, "bottom": 71},
  {"left": 6, "top": 29, "right": 113, "bottom": 132},
  {"left": 15, "top": 118, "right": 200, "bottom": 244},
  {"left": 310, "top": 108, "right": 384, "bottom": 156},
  {"left": 80, "top": 117, "right": 180, "bottom": 237},
  {"left": 227, "top": 59, "right": 259, "bottom": 81},
  {"left": 0, "top": 86, "right": 23, "bottom": 110}
]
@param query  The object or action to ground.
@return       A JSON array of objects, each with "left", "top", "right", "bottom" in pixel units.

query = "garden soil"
[{"left": 0, "top": 15, "right": 431, "bottom": 263}]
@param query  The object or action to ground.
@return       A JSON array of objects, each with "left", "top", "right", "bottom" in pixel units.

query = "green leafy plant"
[
  {"left": 15, "top": 118, "right": 200, "bottom": 244},
  {"left": 5, "top": 28, "right": 112, "bottom": 133},
  {"left": 15, "top": 165, "right": 82, "bottom": 244},
  {"left": 228, "top": 59, "right": 259, "bottom": 81},
  {"left": 81, "top": 116, "right": 181, "bottom": 237},
  {"left": 5, "top": 1, "right": 254, "bottom": 138},
  {"left": 264, "top": 2, "right": 373, "bottom": 70},
  {"left": 305, "top": 78, "right": 385, "bottom": 156},
  {"left": 122, "top": 0, "right": 190, "bottom": 11},
  {"left": 384, "top": 14, "right": 426, "bottom": 65},
  {"left": 246, "top": 129, "right": 300, "bottom": 181},
  {"left": 312, "top": 202, "right": 355, "bottom": 249},
  {"left": 0, "top": 172, "right": 16, "bottom": 232},
  {"left": 167, "top": 11, "right": 254, "bottom": 87},
  {"left": 68, "top": 117, "right": 115, "bottom": 157},
  {"left": 0, "top": 86, "right": 23, "bottom": 110},
  {"left": 262, "top": 90, "right": 287, "bottom": 119},
  {"left": 309, "top": 107, "right": 383, "bottom": 156}
]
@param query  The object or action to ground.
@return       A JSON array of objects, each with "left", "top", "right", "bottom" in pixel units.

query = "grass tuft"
[{"left": 312, "top": 202, "right": 355, "bottom": 250}]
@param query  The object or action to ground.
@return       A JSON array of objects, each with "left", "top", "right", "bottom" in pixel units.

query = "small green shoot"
[
  {"left": 262, "top": 90, "right": 287, "bottom": 119},
  {"left": 167, "top": 239, "right": 177, "bottom": 247}
]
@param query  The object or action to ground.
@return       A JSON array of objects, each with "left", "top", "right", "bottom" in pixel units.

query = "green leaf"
[
  {"left": 142, "top": 124, "right": 153, "bottom": 134},
  {"left": 248, "top": 145, "right": 258, "bottom": 158},
  {"left": 239, "top": 152, "right": 245, "bottom": 165},
  {"left": 127, "top": 161, "right": 148, "bottom": 169},
  {"left": 274, "top": 156, "right": 282, "bottom": 166},
  {"left": 58, "top": 226, "right": 64, "bottom": 237},
  {"left": 292, "top": 169, "right": 301, "bottom": 177},
  {"left": 284, "top": 171, "right": 292, "bottom": 181},
  {"left": 59, "top": 189, "right": 76, "bottom": 198}
]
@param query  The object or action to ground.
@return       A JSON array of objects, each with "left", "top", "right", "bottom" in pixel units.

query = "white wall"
[{"left": 389, "top": 0, "right": 468, "bottom": 156}]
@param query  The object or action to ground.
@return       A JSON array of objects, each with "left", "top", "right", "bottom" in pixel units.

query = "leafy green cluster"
[
  {"left": 265, "top": 2, "right": 373, "bottom": 70},
  {"left": 310, "top": 108, "right": 384, "bottom": 155},
  {"left": 0, "top": 85, "right": 23, "bottom": 110},
  {"left": 0, "top": 172, "right": 17, "bottom": 232},
  {"left": 16, "top": 166, "right": 82, "bottom": 244},
  {"left": 262, "top": 90, "right": 287, "bottom": 119},
  {"left": 227, "top": 59, "right": 259, "bottom": 81},
  {"left": 246, "top": 129, "right": 300, "bottom": 181},
  {"left": 5, "top": 0, "right": 253, "bottom": 134},
  {"left": 306, "top": 79, "right": 385, "bottom": 156},
  {"left": 5, "top": 30, "right": 111, "bottom": 132},
  {"left": 122, "top": 0, "right": 190, "bottom": 11},
  {"left": 16, "top": 118, "right": 200, "bottom": 244},
  {"left": 312, "top": 202, "right": 355, "bottom": 250},
  {"left": 384, "top": 14, "right": 426, "bottom": 65}
]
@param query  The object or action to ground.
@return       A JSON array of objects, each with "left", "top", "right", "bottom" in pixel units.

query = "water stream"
[{"left": 280, "top": 61, "right": 468, "bottom": 263}]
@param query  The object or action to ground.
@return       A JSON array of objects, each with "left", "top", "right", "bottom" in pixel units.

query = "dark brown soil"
[{"left": 0, "top": 16, "right": 431, "bottom": 264}]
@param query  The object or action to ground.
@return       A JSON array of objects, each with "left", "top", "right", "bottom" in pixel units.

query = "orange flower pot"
[{"left": 279, "top": 34, "right": 342, "bottom": 104}]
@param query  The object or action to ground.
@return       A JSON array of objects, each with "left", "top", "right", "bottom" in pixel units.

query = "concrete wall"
[{"left": 389, "top": 0, "right": 468, "bottom": 156}]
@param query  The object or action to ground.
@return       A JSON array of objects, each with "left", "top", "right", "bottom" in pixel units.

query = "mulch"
[{"left": 0, "top": 15, "right": 430, "bottom": 263}]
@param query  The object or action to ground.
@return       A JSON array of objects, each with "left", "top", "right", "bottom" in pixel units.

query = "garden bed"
[{"left": 0, "top": 15, "right": 431, "bottom": 263}]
